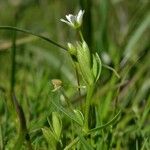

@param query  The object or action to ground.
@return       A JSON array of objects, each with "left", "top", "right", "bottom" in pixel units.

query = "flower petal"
[
  {"left": 77, "top": 10, "right": 84, "bottom": 25},
  {"left": 60, "top": 19, "right": 72, "bottom": 26},
  {"left": 66, "top": 14, "right": 73, "bottom": 23},
  {"left": 60, "top": 10, "right": 85, "bottom": 29}
]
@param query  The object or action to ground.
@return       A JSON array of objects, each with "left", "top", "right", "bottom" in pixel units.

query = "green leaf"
[
  {"left": 92, "top": 54, "right": 98, "bottom": 79},
  {"left": 50, "top": 99, "right": 82, "bottom": 126},
  {"left": 42, "top": 127, "right": 57, "bottom": 150},
  {"left": 102, "top": 64, "right": 120, "bottom": 79},
  {"left": 88, "top": 110, "right": 121, "bottom": 133},
  {"left": 52, "top": 112, "right": 62, "bottom": 140},
  {"left": 77, "top": 42, "right": 94, "bottom": 85},
  {"left": 78, "top": 133, "right": 94, "bottom": 150},
  {"left": 94, "top": 53, "right": 102, "bottom": 82},
  {"left": 73, "top": 109, "right": 84, "bottom": 126}
]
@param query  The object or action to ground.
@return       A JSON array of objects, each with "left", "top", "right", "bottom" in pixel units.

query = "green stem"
[
  {"left": 84, "top": 85, "right": 94, "bottom": 132},
  {"left": 64, "top": 137, "right": 79, "bottom": 150},
  {"left": 102, "top": 64, "right": 120, "bottom": 79},
  {"left": 88, "top": 110, "right": 121, "bottom": 133},
  {"left": 0, "top": 26, "right": 67, "bottom": 51},
  {"left": 11, "top": 28, "right": 17, "bottom": 94},
  {"left": 60, "top": 88, "right": 73, "bottom": 110},
  {"left": 74, "top": 63, "right": 81, "bottom": 96},
  {"left": 78, "top": 29, "right": 84, "bottom": 42},
  {"left": 64, "top": 110, "right": 120, "bottom": 149},
  {"left": 0, "top": 125, "right": 4, "bottom": 150}
]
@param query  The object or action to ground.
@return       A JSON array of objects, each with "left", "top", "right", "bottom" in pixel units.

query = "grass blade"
[
  {"left": 0, "top": 26, "right": 67, "bottom": 51},
  {"left": 123, "top": 12, "right": 150, "bottom": 62},
  {"left": 78, "top": 133, "right": 94, "bottom": 150},
  {"left": 50, "top": 98, "right": 82, "bottom": 125},
  {"left": 88, "top": 110, "right": 121, "bottom": 133},
  {"left": 10, "top": 26, "right": 17, "bottom": 94},
  {"left": 64, "top": 137, "right": 80, "bottom": 150},
  {"left": 12, "top": 93, "right": 32, "bottom": 150},
  {"left": 0, "top": 125, "right": 4, "bottom": 150}
]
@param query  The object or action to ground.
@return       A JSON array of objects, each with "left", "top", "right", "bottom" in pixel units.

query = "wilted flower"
[
  {"left": 60, "top": 10, "right": 84, "bottom": 29},
  {"left": 51, "top": 79, "right": 62, "bottom": 92}
]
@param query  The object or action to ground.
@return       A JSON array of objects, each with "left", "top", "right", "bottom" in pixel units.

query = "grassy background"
[{"left": 0, "top": 0, "right": 150, "bottom": 149}]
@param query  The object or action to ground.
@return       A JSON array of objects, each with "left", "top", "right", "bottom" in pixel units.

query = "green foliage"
[
  {"left": 42, "top": 127, "right": 57, "bottom": 150},
  {"left": 0, "top": 0, "right": 149, "bottom": 149}
]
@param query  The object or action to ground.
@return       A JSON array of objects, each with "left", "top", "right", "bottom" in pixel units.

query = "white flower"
[{"left": 60, "top": 10, "right": 85, "bottom": 29}]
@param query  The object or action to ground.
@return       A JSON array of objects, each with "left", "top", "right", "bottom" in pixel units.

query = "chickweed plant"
[
  {"left": 1, "top": 5, "right": 149, "bottom": 149},
  {"left": 42, "top": 10, "right": 120, "bottom": 149},
  {"left": 0, "top": 10, "right": 120, "bottom": 150}
]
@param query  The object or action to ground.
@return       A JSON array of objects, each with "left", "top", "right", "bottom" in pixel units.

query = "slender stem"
[
  {"left": 0, "top": 125, "right": 4, "bottom": 150},
  {"left": 88, "top": 110, "right": 121, "bottom": 133},
  {"left": 74, "top": 63, "right": 81, "bottom": 96},
  {"left": 102, "top": 64, "right": 120, "bottom": 79},
  {"left": 10, "top": 15, "right": 18, "bottom": 94},
  {"left": 84, "top": 85, "right": 94, "bottom": 132},
  {"left": 141, "top": 138, "right": 148, "bottom": 150},
  {"left": 11, "top": 27, "right": 17, "bottom": 94},
  {"left": 60, "top": 88, "right": 73, "bottom": 110},
  {"left": 0, "top": 26, "right": 67, "bottom": 51},
  {"left": 64, "top": 110, "right": 120, "bottom": 149},
  {"left": 78, "top": 29, "right": 84, "bottom": 42},
  {"left": 64, "top": 137, "right": 79, "bottom": 150}
]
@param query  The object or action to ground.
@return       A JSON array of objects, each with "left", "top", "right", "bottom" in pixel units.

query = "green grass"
[{"left": 0, "top": 0, "right": 150, "bottom": 149}]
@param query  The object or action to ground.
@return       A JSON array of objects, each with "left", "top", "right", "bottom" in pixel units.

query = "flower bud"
[{"left": 67, "top": 43, "right": 77, "bottom": 56}]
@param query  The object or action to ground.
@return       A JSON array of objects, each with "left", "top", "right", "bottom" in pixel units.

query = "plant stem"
[
  {"left": 88, "top": 110, "right": 121, "bottom": 133},
  {"left": 64, "top": 110, "right": 121, "bottom": 149},
  {"left": 0, "top": 26, "right": 67, "bottom": 51},
  {"left": 84, "top": 85, "right": 94, "bottom": 132},
  {"left": 75, "top": 64, "right": 81, "bottom": 96},
  {"left": 10, "top": 25, "right": 17, "bottom": 94},
  {"left": 78, "top": 29, "right": 84, "bottom": 42},
  {"left": 64, "top": 137, "right": 79, "bottom": 150},
  {"left": 0, "top": 125, "right": 4, "bottom": 150}
]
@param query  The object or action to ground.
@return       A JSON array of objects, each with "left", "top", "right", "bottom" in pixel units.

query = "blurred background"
[{"left": 0, "top": 0, "right": 150, "bottom": 149}]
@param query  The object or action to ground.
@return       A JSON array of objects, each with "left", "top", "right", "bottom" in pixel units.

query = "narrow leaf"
[
  {"left": 78, "top": 133, "right": 94, "bottom": 150},
  {"left": 88, "top": 110, "right": 121, "bottom": 133},
  {"left": 0, "top": 26, "right": 67, "bottom": 51},
  {"left": 42, "top": 127, "right": 57, "bottom": 150},
  {"left": 50, "top": 99, "right": 82, "bottom": 125}
]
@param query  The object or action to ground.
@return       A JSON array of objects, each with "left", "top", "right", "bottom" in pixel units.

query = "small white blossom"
[{"left": 60, "top": 10, "right": 84, "bottom": 29}]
